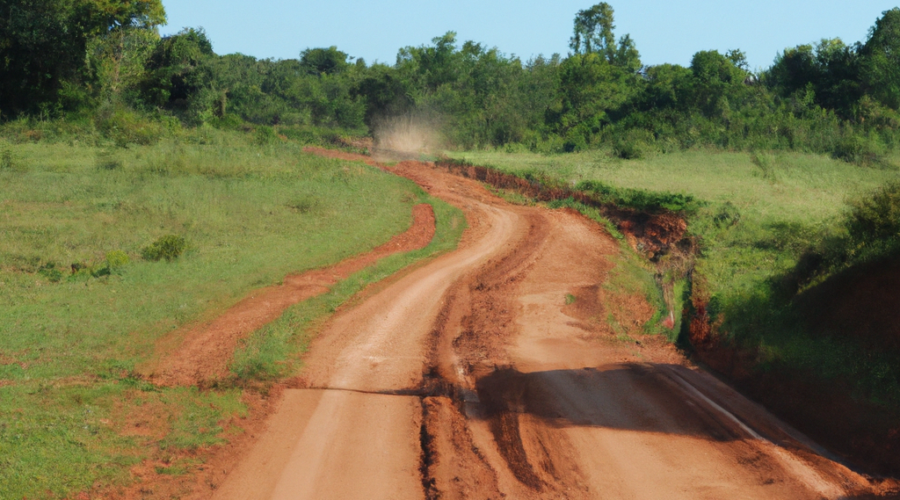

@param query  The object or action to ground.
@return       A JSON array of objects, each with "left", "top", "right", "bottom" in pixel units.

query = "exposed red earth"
[
  {"left": 96, "top": 149, "right": 898, "bottom": 499},
  {"left": 142, "top": 203, "right": 435, "bottom": 387},
  {"left": 206, "top": 152, "right": 897, "bottom": 499}
]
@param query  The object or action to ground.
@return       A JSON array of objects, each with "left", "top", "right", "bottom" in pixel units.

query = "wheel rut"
[{"left": 209, "top": 153, "right": 889, "bottom": 500}]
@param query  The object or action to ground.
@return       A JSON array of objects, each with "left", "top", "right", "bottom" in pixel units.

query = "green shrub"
[
  {"left": 0, "top": 146, "right": 26, "bottom": 172},
  {"left": 832, "top": 135, "right": 884, "bottom": 166},
  {"left": 846, "top": 181, "right": 900, "bottom": 244},
  {"left": 38, "top": 263, "right": 63, "bottom": 283},
  {"left": 614, "top": 138, "right": 645, "bottom": 160},
  {"left": 254, "top": 126, "right": 280, "bottom": 145},
  {"left": 105, "top": 250, "right": 130, "bottom": 268},
  {"left": 96, "top": 107, "right": 166, "bottom": 147},
  {"left": 141, "top": 235, "right": 187, "bottom": 262}
]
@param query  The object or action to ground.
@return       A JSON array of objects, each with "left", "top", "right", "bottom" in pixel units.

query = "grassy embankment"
[
  {"left": 448, "top": 148, "right": 900, "bottom": 467},
  {"left": 0, "top": 133, "right": 463, "bottom": 498}
]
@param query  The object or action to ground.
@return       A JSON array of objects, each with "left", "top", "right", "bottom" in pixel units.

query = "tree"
[
  {"left": 140, "top": 28, "right": 215, "bottom": 122},
  {"left": 860, "top": 7, "right": 900, "bottom": 110},
  {"left": 0, "top": 0, "right": 165, "bottom": 115},
  {"left": 569, "top": 2, "right": 640, "bottom": 71},
  {"left": 300, "top": 46, "right": 350, "bottom": 76},
  {"left": 767, "top": 39, "right": 861, "bottom": 116}
]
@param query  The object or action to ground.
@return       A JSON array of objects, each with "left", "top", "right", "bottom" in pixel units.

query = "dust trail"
[{"left": 373, "top": 113, "right": 442, "bottom": 156}]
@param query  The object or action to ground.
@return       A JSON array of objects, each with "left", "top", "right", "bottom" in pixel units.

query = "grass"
[
  {"left": 0, "top": 132, "right": 463, "bottom": 499},
  {"left": 452, "top": 148, "right": 898, "bottom": 297},
  {"left": 449, "top": 147, "right": 900, "bottom": 405}
]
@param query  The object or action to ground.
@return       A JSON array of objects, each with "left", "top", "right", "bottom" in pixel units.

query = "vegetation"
[
  {"left": 0, "top": 131, "right": 463, "bottom": 498},
  {"left": 3, "top": 1, "right": 900, "bottom": 160},
  {"left": 3, "top": 0, "right": 900, "bottom": 490},
  {"left": 450, "top": 146, "right": 900, "bottom": 422}
]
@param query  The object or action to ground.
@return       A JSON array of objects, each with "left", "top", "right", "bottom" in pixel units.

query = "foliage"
[
  {"left": 576, "top": 180, "right": 703, "bottom": 213},
  {"left": 0, "top": 136, "right": 447, "bottom": 498},
  {"left": 4, "top": 2, "right": 900, "bottom": 160},
  {"left": 0, "top": 0, "right": 165, "bottom": 116},
  {"left": 452, "top": 147, "right": 900, "bottom": 413},
  {"left": 141, "top": 234, "right": 187, "bottom": 262},
  {"left": 846, "top": 181, "right": 900, "bottom": 244}
]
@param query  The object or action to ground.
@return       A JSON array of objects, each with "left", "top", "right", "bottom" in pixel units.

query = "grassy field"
[
  {"left": 0, "top": 134, "right": 463, "bottom": 498},
  {"left": 452, "top": 149, "right": 898, "bottom": 297},
  {"left": 450, "top": 148, "right": 900, "bottom": 406}
]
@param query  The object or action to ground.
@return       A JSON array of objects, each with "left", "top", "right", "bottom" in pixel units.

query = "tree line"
[{"left": 2, "top": 1, "right": 900, "bottom": 160}]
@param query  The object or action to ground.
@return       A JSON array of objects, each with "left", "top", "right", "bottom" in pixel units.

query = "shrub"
[
  {"left": 576, "top": 180, "right": 703, "bottom": 214},
  {"left": 254, "top": 126, "right": 280, "bottom": 145},
  {"left": 96, "top": 107, "right": 166, "bottom": 147},
  {"left": 105, "top": 250, "right": 130, "bottom": 268},
  {"left": 614, "top": 138, "right": 645, "bottom": 160},
  {"left": 846, "top": 181, "right": 900, "bottom": 244},
  {"left": 141, "top": 235, "right": 187, "bottom": 262},
  {"left": 0, "top": 146, "right": 26, "bottom": 172},
  {"left": 38, "top": 263, "right": 63, "bottom": 283},
  {"left": 832, "top": 135, "right": 884, "bottom": 166}
]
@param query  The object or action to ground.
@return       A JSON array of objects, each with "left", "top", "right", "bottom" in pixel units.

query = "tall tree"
[
  {"left": 860, "top": 7, "right": 900, "bottom": 110},
  {"left": 569, "top": 2, "right": 640, "bottom": 71},
  {"left": 0, "top": 0, "right": 165, "bottom": 115}
]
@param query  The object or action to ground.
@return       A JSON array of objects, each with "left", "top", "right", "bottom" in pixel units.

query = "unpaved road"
[{"left": 211, "top": 159, "right": 886, "bottom": 499}]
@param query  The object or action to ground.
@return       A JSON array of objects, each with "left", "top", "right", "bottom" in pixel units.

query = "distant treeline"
[{"left": 2, "top": 1, "right": 900, "bottom": 160}]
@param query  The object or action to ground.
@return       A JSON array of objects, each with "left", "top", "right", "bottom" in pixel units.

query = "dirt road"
[{"left": 211, "top": 158, "right": 884, "bottom": 499}]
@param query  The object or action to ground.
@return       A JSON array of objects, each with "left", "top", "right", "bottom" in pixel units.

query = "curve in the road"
[{"left": 211, "top": 156, "right": 885, "bottom": 500}]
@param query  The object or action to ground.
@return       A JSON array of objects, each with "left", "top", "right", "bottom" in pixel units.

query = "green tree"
[
  {"left": 569, "top": 3, "right": 640, "bottom": 71},
  {"left": 300, "top": 46, "right": 350, "bottom": 76},
  {"left": 0, "top": 0, "right": 165, "bottom": 115},
  {"left": 767, "top": 39, "right": 861, "bottom": 117},
  {"left": 142, "top": 28, "right": 215, "bottom": 112},
  {"left": 860, "top": 8, "right": 900, "bottom": 110}
]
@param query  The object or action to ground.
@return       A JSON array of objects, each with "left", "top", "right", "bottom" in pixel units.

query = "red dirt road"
[
  {"left": 211, "top": 157, "right": 891, "bottom": 499},
  {"left": 143, "top": 203, "right": 435, "bottom": 386}
]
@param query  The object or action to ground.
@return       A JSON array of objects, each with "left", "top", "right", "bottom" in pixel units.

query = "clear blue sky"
[{"left": 160, "top": 0, "right": 898, "bottom": 71}]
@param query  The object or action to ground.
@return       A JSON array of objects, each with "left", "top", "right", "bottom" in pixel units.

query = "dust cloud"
[{"left": 373, "top": 113, "right": 443, "bottom": 158}]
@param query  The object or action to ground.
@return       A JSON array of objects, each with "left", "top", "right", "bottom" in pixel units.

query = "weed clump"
[
  {"left": 96, "top": 150, "right": 124, "bottom": 170},
  {"left": 38, "top": 263, "right": 63, "bottom": 283},
  {"left": 141, "top": 235, "right": 187, "bottom": 262},
  {"left": 105, "top": 250, "right": 130, "bottom": 268},
  {"left": 0, "top": 146, "right": 25, "bottom": 172}
]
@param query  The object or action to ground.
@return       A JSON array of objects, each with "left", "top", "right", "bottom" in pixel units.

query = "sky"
[{"left": 160, "top": 0, "right": 898, "bottom": 71}]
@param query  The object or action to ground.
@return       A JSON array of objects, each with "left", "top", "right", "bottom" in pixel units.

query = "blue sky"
[{"left": 160, "top": 1, "right": 898, "bottom": 71}]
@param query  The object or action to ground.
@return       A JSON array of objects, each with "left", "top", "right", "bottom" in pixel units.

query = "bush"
[
  {"left": 846, "top": 181, "right": 900, "bottom": 244},
  {"left": 0, "top": 146, "right": 26, "bottom": 172},
  {"left": 95, "top": 107, "right": 166, "bottom": 147},
  {"left": 38, "top": 263, "right": 63, "bottom": 283},
  {"left": 105, "top": 250, "right": 130, "bottom": 268},
  {"left": 614, "top": 138, "right": 645, "bottom": 159},
  {"left": 254, "top": 125, "right": 280, "bottom": 145},
  {"left": 832, "top": 135, "right": 884, "bottom": 166},
  {"left": 141, "top": 235, "right": 187, "bottom": 262}
]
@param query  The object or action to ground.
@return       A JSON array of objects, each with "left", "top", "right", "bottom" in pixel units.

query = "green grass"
[
  {"left": 452, "top": 149, "right": 898, "bottom": 296},
  {"left": 230, "top": 192, "right": 466, "bottom": 382},
  {"left": 449, "top": 148, "right": 900, "bottom": 405},
  {"left": 0, "top": 134, "right": 463, "bottom": 498}
]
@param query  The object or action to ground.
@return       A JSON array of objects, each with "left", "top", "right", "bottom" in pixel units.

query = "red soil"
[{"left": 144, "top": 203, "right": 435, "bottom": 387}]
